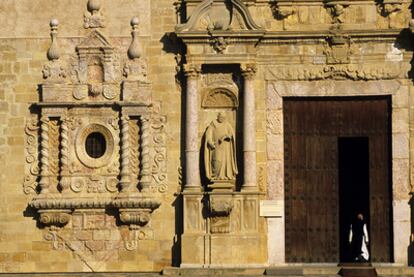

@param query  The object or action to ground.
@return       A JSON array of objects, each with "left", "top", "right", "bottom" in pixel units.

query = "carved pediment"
[
  {"left": 176, "top": 0, "right": 262, "bottom": 33},
  {"left": 76, "top": 29, "right": 112, "bottom": 50}
]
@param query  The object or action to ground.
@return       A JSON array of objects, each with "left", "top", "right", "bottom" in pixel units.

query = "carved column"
[
  {"left": 120, "top": 114, "right": 133, "bottom": 193},
  {"left": 39, "top": 115, "right": 50, "bottom": 194},
  {"left": 140, "top": 115, "right": 151, "bottom": 192},
  {"left": 241, "top": 64, "right": 257, "bottom": 191},
  {"left": 58, "top": 116, "right": 70, "bottom": 192},
  {"left": 183, "top": 64, "right": 201, "bottom": 191}
]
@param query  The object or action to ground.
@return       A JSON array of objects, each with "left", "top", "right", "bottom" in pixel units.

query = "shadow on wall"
[
  {"left": 171, "top": 195, "right": 182, "bottom": 267},
  {"left": 408, "top": 195, "right": 414, "bottom": 266}
]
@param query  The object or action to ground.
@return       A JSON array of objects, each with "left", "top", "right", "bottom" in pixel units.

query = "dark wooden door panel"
[
  {"left": 284, "top": 97, "right": 391, "bottom": 263},
  {"left": 284, "top": 100, "right": 339, "bottom": 263}
]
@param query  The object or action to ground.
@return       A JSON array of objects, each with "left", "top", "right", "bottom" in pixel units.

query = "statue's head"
[{"left": 217, "top": 112, "right": 226, "bottom": 123}]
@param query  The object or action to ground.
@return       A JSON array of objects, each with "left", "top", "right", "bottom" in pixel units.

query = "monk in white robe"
[
  {"left": 349, "top": 213, "right": 369, "bottom": 262},
  {"left": 204, "top": 113, "right": 238, "bottom": 181}
]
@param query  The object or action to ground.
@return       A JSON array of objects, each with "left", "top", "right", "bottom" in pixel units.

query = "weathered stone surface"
[{"left": 0, "top": 0, "right": 413, "bottom": 273}]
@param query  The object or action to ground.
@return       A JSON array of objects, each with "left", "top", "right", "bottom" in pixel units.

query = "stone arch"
[{"left": 202, "top": 87, "right": 239, "bottom": 109}]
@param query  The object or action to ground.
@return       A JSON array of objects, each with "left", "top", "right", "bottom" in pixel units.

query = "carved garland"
[{"left": 265, "top": 64, "right": 402, "bottom": 81}]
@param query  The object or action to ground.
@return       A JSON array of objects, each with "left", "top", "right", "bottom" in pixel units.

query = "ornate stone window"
[
  {"left": 76, "top": 124, "right": 114, "bottom": 168},
  {"left": 23, "top": 1, "right": 168, "bottom": 262}
]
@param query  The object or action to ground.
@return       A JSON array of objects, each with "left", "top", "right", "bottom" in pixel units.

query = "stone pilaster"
[
  {"left": 58, "top": 116, "right": 70, "bottom": 193},
  {"left": 120, "top": 114, "right": 133, "bottom": 193},
  {"left": 183, "top": 64, "right": 201, "bottom": 191},
  {"left": 241, "top": 64, "right": 257, "bottom": 191},
  {"left": 140, "top": 115, "right": 151, "bottom": 193},
  {"left": 39, "top": 115, "right": 51, "bottom": 195}
]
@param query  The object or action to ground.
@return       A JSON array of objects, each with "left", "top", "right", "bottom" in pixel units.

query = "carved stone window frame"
[{"left": 75, "top": 123, "right": 115, "bottom": 168}]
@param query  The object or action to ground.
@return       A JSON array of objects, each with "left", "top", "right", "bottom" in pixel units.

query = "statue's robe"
[{"left": 204, "top": 119, "right": 238, "bottom": 181}]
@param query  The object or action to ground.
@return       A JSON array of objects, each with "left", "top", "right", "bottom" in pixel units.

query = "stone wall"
[
  {"left": 0, "top": 0, "right": 413, "bottom": 273},
  {"left": 0, "top": 0, "right": 180, "bottom": 272}
]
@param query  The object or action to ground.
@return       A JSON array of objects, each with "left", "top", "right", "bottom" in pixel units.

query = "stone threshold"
[{"left": 1, "top": 266, "right": 414, "bottom": 277}]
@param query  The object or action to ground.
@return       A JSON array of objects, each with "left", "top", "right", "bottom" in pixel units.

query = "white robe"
[{"left": 349, "top": 223, "right": 369, "bottom": 261}]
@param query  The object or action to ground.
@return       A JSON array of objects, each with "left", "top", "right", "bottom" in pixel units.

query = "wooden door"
[{"left": 283, "top": 97, "right": 392, "bottom": 263}]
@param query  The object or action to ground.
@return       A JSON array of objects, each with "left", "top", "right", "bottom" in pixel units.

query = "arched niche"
[{"left": 202, "top": 87, "right": 239, "bottom": 109}]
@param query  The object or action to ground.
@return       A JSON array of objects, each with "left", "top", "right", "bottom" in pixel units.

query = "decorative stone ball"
[
  {"left": 131, "top": 16, "right": 139, "bottom": 27},
  {"left": 50, "top": 18, "right": 59, "bottom": 27},
  {"left": 87, "top": 0, "right": 101, "bottom": 12}
]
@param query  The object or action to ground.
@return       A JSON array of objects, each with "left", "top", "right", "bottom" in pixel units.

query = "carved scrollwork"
[
  {"left": 123, "top": 229, "right": 152, "bottom": 250},
  {"left": 71, "top": 178, "right": 85, "bottom": 193},
  {"left": 66, "top": 116, "right": 83, "bottom": 130},
  {"left": 175, "top": 0, "right": 262, "bottom": 32},
  {"left": 44, "top": 230, "right": 66, "bottom": 250},
  {"left": 70, "top": 177, "right": 118, "bottom": 193},
  {"left": 107, "top": 116, "right": 120, "bottom": 130},
  {"left": 39, "top": 210, "right": 71, "bottom": 229},
  {"left": 106, "top": 177, "right": 119, "bottom": 193},
  {"left": 120, "top": 209, "right": 151, "bottom": 229},
  {"left": 151, "top": 111, "right": 168, "bottom": 194},
  {"left": 23, "top": 117, "right": 40, "bottom": 194}
]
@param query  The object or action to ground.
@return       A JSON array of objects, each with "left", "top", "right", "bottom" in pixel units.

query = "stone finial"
[
  {"left": 84, "top": 0, "right": 105, "bottom": 29},
  {"left": 127, "top": 17, "right": 142, "bottom": 60},
  {"left": 87, "top": 0, "right": 101, "bottom": 13},
  {"left": 47, "top": 19, "right": 60, "bottom": 61}
]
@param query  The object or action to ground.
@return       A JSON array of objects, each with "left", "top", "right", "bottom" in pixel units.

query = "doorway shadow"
[{"left": 338, "top": 137, "right": 370, "bottom": 263}]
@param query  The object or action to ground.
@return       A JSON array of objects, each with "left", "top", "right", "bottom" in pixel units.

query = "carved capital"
[
  {"left": 39, "top": 210, "right": 71, "bottom": 228},
  {"left": 113, "top": 197, "right": 161, "bottom": 229},
  {"left": 119, "top": 209, "right": 151, "bottom": 229},
  {"left": 241, "top": 63, "right": 257, "bottom": 80},
  {"left": 183, "top": 64, "right": 202, "bottom": 79}
]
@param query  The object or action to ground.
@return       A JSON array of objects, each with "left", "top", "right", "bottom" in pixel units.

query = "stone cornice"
[{"left": 178, "top": 28, "right": 408, "bottom": 45}]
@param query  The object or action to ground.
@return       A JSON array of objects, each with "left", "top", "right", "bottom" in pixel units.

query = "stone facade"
[{"left": 0, "top": 0, "right": 413, "bottom": 273}]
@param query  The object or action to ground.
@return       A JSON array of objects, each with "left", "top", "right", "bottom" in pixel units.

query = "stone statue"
[{"left": 204, "top": 112, "right": 238, "bottom": 181}]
